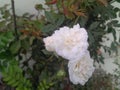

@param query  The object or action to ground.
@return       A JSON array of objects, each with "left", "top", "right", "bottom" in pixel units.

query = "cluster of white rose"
[
  {"left": 68, "top": 51, "right": 95, "bottom": 85},
  {"left": 43, "top": 24, "right": 95, "bottom": 85}
]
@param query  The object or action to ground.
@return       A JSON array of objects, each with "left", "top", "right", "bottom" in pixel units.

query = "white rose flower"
[
  {"left": 43, "top": 24, "right": 94, "bottom": 86},
  {"left": 43, "top": 36, "right": 55, "bottom": 51},
  {"left": 43, "top": 24, "right": 89, "bottom": 61},
  {"left": 68, "top": 51, "right": 95, "bottom": 85}
]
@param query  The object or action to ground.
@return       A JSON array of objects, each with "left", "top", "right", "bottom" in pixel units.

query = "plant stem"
[
  {"left": 11, "top": 0, "right": 19, "bottom": 40},
  {"left": 74, "top": 16, "right": 79, "bottom": 25}
]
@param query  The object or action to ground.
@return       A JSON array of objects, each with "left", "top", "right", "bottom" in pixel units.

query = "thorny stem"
[{"left": 11, "top": 0, "right": 19, "bottom": 40}]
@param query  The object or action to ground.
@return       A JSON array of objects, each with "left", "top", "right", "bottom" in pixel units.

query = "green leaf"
[
  {"left": 5, "top": 31, "right": 14, "bottom": 39},
  {"left": 88, "top": 31, "right": 95, "bottom": 45},
  {"left": 107, "top": 27, "right": 113, "bottom": 33},
  {"left": 89, "top": 22, "right": 100, "bottom": 30},
  {"left": 0, "top": 41, "right": 6, "bottom": 49},
  {"left": 29, "top": 36, "right": 35, "bottom": 45},
  {"left": 107, "top": 20, "right": 120, "bottom": 28},
  {"left": 119, "top": 12, "right": 120, "bottom": 17},
  {"left": 12, "top": 78, "right": 21, "bottom": 87},
  {"left": 45, "top": 11, "right": 56, "bottom": 24},
  {"left": 114, "top": 7, "right": 120, "bottom": 13},
  {"left": 99, "top": 55, "right": 104, "bottom": 64},
  {"left": 111, "top": 20, "right": 119, "bottom": 26},
  {"left": 0, "top": 51, "right": 12, "bottom": 60},
  {"left": 3, "top": 75, "right": 11, "bottom": 82},
  {"left": 3, "top": 64, "right": 32, "bottom": 90},
  {"left": 1, "top": 37, "right": 9, "bottom": 45},
  {"left": 41, "top": 24, "right": 56, "bottom": 33},
  {"left": 3, "top": 10, "right": 10, "bottom": 19},
  {"left": 9, "top": 40, "right": 21, "bottom": 54},
  {"left": 111, "top": 42, "right": 118, "bottom": 53},
  {"left": 34, "top": 21, "right": 44, "bottom": 30},
  {"left": 56, "top": 15, "right": 65, "bottom": 27},
  {"left": 79, "top": 17, "right": 88, "bottom": 27},
  {"left": 0, "top": 21, "right": 6, "bottom": 27},
  {"left": 35, "top": 4, "right": 44, "bottom": 10},
  {"left": 116, "top": 0, "right": 120, "bottom": 3},
  {"left": 21, "top": 39, "right": 30, "bottom": 50},
  {"left": 0, "top": 31, "right": 14, "bottom": 50},
  {"left": 7, "top": 78, "right": 16, "bottom": 85},
  {"left": 0, "top": 52, "right": 7, "bottom": 59},
  {"left": 113, "top": 24, "right": 120, "bottom": 27},
  {"left": 112, "top": 29, "right": 116, "bottom": 41}
]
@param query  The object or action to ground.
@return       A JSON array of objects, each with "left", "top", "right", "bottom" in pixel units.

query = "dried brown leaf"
[
  {"left": 97, "top": 0, "right": 108, "bottom": 6},
  {"left": 74, "top": 11, "right": 86, "bottom": 17}
]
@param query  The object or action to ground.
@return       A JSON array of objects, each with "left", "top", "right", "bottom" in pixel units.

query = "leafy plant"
[{"left": 0, "top": 0, "right": 120, "bottom": 90}]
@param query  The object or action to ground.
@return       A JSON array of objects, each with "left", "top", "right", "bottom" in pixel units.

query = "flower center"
[
  {"left": 74, "top": 61, "right": 80, "bottom": 72},
  {"left": 64, "top": 38, "right": 76, "bottom": 48}
]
